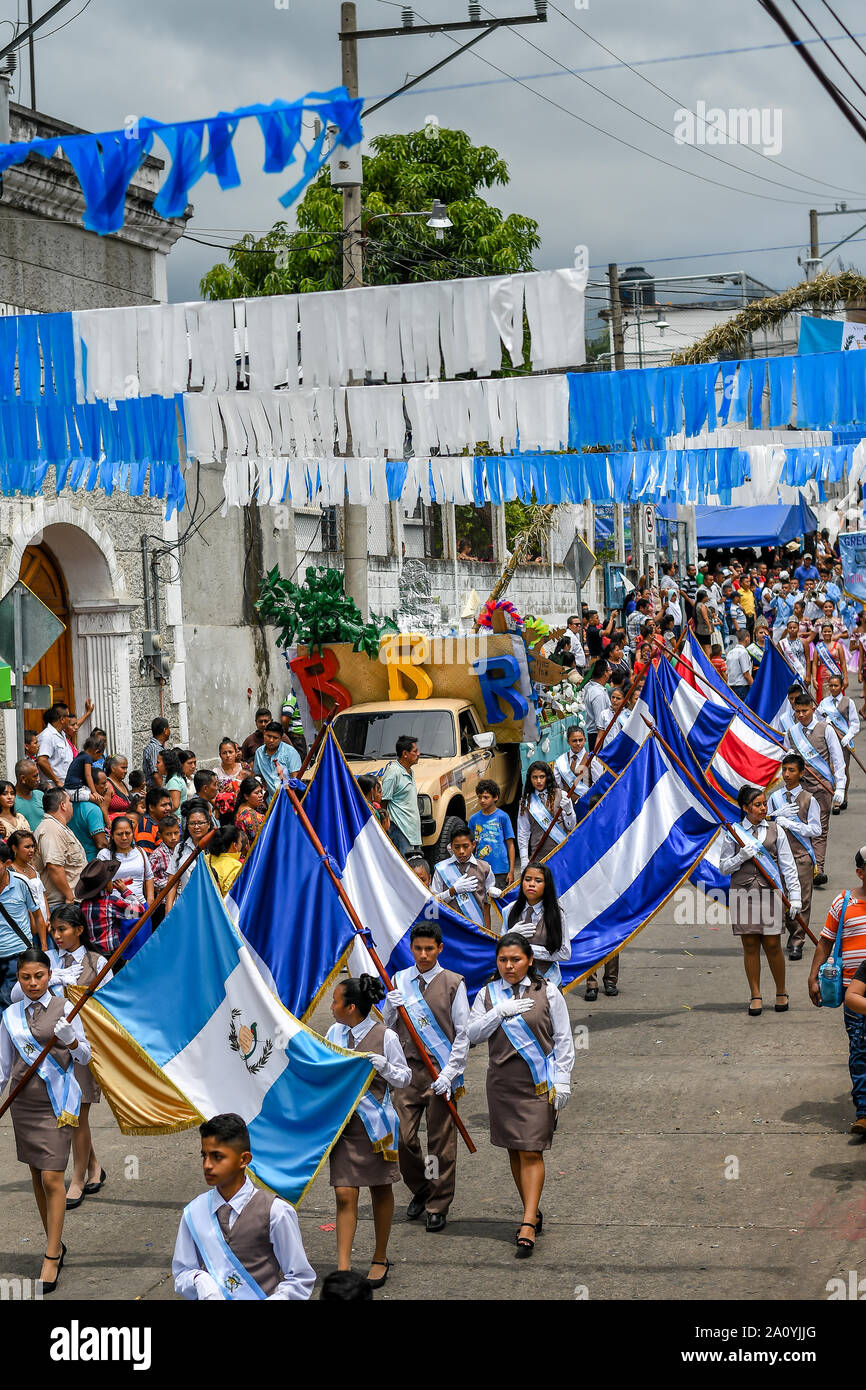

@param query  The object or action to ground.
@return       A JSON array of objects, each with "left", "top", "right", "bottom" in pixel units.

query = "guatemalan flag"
[
  {"left": 73, "top": 859, "right": 372, "bottom": 1205},
  {"left": 226, "top": 785, "right": 358, "bottom": 1022},
  {"left": 745, "top": 637, "right": 801, "bottom": 731},
  {"left": 302, "top": 731, "right": 499, "bottom": 1002},
  {"left": 677, "top": 636, "right": 784, "bottom": 796},
  {"left": 534, "top": 733, "right": 722, "bottom": 989}
]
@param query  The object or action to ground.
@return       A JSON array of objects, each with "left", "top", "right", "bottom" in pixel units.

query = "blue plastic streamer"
[{"left": 0, "top": 93, "right": 363, "bottom": 236}]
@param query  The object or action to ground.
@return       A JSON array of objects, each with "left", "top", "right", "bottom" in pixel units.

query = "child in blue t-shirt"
[{"left": 469, "top": 780, "right": 516, "bottom": 889}]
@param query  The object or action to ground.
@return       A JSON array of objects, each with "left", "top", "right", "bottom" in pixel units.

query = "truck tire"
[{"left": 433, "top": 813, "right": 466, "bottom": 865}]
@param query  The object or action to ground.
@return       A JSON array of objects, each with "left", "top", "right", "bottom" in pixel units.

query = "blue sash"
[
  {"left": 816, "top": 641, "right": 843, "bottom": 678},
  {"left": 182, "top": 1191, "right": 268, "bottom": 1301},
  {"left": 529, "top": 792, "right": 567, "bottom": 846},
  {"left": 554, "top": 752, "right": 587, "bottom": 792},
  {"left": 333, "top": 1024, "right": 400, "bottom": 1160},
  {"left": 435, "top": 858, "right": 485, "bottom": 927},
  {"left": 736, "top": 823, "right": 783, "bottom": 894},
  {"left": 818, "top": 697, "right": 853, "bottom": 747},
  {"left": 787, "top": 720, "right": 833, "bottom": 786},
  {"left": 3, "top": 1002, "right": 81, "bottom": 1126},
  {"left": 394, "top": 968, "right": 465, "bottom": 1099},
  {"left": 767, "top": 790, "right": 816, "bottom": 864},
  {"left": 488, "top": 978, "right": 554, "bottom": 1099}
]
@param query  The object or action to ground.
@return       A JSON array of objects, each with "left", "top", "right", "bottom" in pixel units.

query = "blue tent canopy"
[{"left": 657, "top": 497, "right": 817, "bottom": 549}]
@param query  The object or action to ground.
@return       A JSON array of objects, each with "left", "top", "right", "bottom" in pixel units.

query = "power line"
[
  {"left": 819, "top": 0, "right": 866, "bottom": 62},
  {"left": 483, "top": 3, "right": 851, "bottom": 204},
  {"left": 547, "top": 1, "right": 866, "bottom": 198},
  {"left": 788, "top": 0, "right": 866, "bottom": 114},
  {"left": 31, "top": 0, "right": 93, "bottom": 43},
  {"left": 757, "top": 0, "right": 866, "bottom": 146}
]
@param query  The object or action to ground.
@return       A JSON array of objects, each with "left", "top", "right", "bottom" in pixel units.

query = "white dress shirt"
[
  {"left": 380, "top": 960, "right": 470, "bottom": 1085},
  {"left": 467, "top": 975, "right": 575, "bottom": 1089},
  {"left": 554, "top": 750, "right": 590, "bottom": 794},
  {"left": 171, "top": 1175, "right": 316, "bottom": 1301},
  {"left": 36, "top": 724, "right": 73, "bottom": 786},
  {"left": 582, "top": 681, "right": 614, "bottom": 741},
  {"left": 767, "top": 786, "right": 821, "bottom": 842},
  {"left": 516, "top": 792, "right": 576, "bottom": 866},
  {"left": 326, "top": 1013, "right": 412, "bottom": 1089},
  {"left": 502, "top": 900, "right": 572, "bottom": 963},
  {"left": 10, "top": 942, "right": 112, "bottom": 1005},
  {"left": 783, "top": 715, "right": 846, "bottom": 796},
  {"left": 718, "top": 817, "right": 801, "bottom": 911},
  {"left": 0, "top": 989, "right": 91, "bottom": 1089}
]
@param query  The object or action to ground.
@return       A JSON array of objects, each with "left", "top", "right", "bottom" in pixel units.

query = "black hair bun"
[{"left": 359, "top": 973, "right": 386, "bottom": 1004}]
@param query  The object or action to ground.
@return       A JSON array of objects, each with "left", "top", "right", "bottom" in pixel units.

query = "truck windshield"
[{"left": 332, "top": 709, "right": 457, "bottom": 760}]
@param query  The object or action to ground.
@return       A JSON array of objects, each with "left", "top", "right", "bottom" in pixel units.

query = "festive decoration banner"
[{"left": 0, "top": 93, "right": 363, "bottom": 236}]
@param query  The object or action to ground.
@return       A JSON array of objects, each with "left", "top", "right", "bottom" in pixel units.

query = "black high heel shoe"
[
  {"left": 39, "top": 1242, "right": 66, "bottom": 1295},
  {"left": 515, "top": 1222, "right": 537, "bottom": 1258}
]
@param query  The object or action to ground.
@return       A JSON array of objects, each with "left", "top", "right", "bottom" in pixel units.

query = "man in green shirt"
[
  {"left": 380, "top": 735, "right": 422, "bottom": 856},
  {"left": 14, "top": 758, "right": 44, "bottom": 832},
  {"left": 69, "top": 769, "right": 110, "bottom": 861}
]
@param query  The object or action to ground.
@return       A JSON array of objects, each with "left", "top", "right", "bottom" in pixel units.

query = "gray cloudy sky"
[{"left": 13, "top": 0, "right": 866, "bottom": 328}]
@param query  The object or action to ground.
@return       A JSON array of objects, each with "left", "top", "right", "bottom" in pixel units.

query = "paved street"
[{"left": 2, "top": 745, "right": 864, "bottom": 1303}]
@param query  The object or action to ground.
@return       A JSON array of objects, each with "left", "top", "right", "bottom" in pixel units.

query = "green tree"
[{"left": 199, "top": 127, "right": 540, "bottom": 299}]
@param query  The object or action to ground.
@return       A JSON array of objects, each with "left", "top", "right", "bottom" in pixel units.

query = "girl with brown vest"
[
  {"left": 172, "top": 1111, "right": 315, "bottom": 1300},
  {"left": 467, "top": 933, "right": 575, "bottom": 1258},
  {"left": 47, "top": 905, "right": 111, "bottom": 1210},
  {"left": 0, "top": 947, "right": 92, "bottom": 1293},
  {"left": 326, "top": 974, "right": 411, "bottom": 1289},
  {"left": 719, "top": 784, "right": 801, "bottom": 1016}
]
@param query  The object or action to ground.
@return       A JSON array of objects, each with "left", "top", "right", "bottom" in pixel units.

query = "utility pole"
[
  {"left": 26, "top": 0, "right": 35, "bottom": 109},
  {"left": 340, "top": 2, "right": 369, "bottom": 620},
  {"left": 607, "top": 263, "right": 625, "bottom": 371}
]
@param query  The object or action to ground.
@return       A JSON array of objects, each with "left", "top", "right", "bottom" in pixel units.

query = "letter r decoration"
[
  {"left": 472, "top": 654, "right": 529, "bottom": 723},
  {"left": 289, "top": 651, "right": 352, "bottom": 721}
]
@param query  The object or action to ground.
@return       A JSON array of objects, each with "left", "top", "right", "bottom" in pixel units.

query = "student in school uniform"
[
  {"left": 431, "top": 822, "right": 500, "bottom": 930},
  {"left": 0, "top": 947, "right": 92, "bottom": 1293},
  {"left": 767, "top": 753, "right": 821, "bottom": 961},
  {"left": 783, "top": 691, "right": 845, "bottom": 885},
  {"left": 326, "top": 974, "right": 411, "bottom": 1288},
  {"left": 501, "top": 863, "right": 571, "bottom": 988},
  {"left": 819, "top": 671, "right": 860, "bottom": 810},
  {"left": 553, "top": 726, "right": 591, "bottom": 803},
  {"left": 467, "top": 933, "right": 575, "bottom": 1258},
  {"left": 516, "top": 761, "right": 576, "bottom": 869},
  {"left": 381, "top": 921, "right": 470, "bottom": 1233},
  {"left": 46, "top": 904, "right": 111, "bottom": 1209},
  {"left": 172, "top": 1112, "right": 315, "bottom": 1300}
]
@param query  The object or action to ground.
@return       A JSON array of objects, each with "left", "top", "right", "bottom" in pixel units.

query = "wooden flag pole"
[
  {"left": 281, "top": 783, "right": 477, "bottom": 1154},
  {"left": 644, "top": 720, "right": 817, "bottom": 945},
  {"left": 297, "top": 709, "right": 337, "bottom": 777},
  {"left": 0, "top": 828, "right": 217, "bottom": 1120}
]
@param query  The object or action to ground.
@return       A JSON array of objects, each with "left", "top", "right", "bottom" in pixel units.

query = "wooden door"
[{"left": 19, "top": 543, "right": 75, "bottom": 727}]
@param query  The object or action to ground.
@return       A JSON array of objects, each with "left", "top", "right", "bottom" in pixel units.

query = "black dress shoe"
[
  {"left": 406, "top": 1187, "right": 431, "bottom": 1221},
  {"left": 841, "top": 801, "right": 848, "bottom": 811},
  {"left": 788, "top": 946, "right": 803, "bottom": 961},
  {"left": 603, "top": 982, "right": 619, "bottom": 996},
  {"left": 425, "top": 1212, "right": 446, "bottom": 1233},
  {"left": 584, "top": 987, "right": 598, "bottom": 1002},
  {"left": 367, "top": 1258, "right": 391, "bottom": 1288},
  {"left": 832, "top": 808, "right": 841, "bottom": 816},
  {"left": 65, "top": 1190, "right": 86, "bottom": 1211},
  {"left": 84, "top": 1167, "right": 106, "bottom": 1195},
  {"left": 815, "top": 873, "right": 828, "bottom": 887}
]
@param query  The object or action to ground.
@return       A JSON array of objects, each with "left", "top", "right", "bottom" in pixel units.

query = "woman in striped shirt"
[{"left": 809, "top": 846, "right": 866, "bottom": 1135}]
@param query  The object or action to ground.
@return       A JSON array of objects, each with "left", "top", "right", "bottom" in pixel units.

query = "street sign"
[
  {"left": 643, "top": 505, "right": 657, "bottom": 549},
  {"left": 563, "top": 533, "right": 597, "bottom": 587},
  {"left": 0, "top": 580, "right": 65, "bottom": 670}
]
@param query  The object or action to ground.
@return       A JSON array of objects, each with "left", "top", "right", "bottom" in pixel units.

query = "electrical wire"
[
  {"left": 819, "top": 0, "right": 866, "bottom": 61},
  {"left": 31, "top": 0, "right": 93, "bottom": 43},
  {"left": 547, "top": 1, "right": 866, "bottom": 198},
  {"left": 788, "top": 0, "right": 866, "bottom": 110}
]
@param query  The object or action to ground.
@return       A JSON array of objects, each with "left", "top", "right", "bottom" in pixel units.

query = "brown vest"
[
  {"left": 509, "top": 905, "right": 555, "bottom": 955},
  {"left": 776, "top": 789, "right": 815, "bottom": 871},
  {"left": 483, "top": 981, "right": 554, "bottom": 1073},
  {"left": 730, "top": 820, "right": 779, "bottom": 893},
  {"left": 9, "top": 994, "right": 73, "bottom": 1087},
  {"left": 63, "top": 950, "right": 105, "bottom": 988},
  {"left": 394, "top": 969, "right": 461, "bottom": 1069},
  {"left": 347, "top": 1019, "right": 389, "bottom": 1105},
  {"left": 800, "top": 720, "right": 832, "bottom": 794},
  {"left": 216, "top": 1190, "right": 282, "bottom": 1296},
  {"left": 526, "top": 791, "right": 564, "bottom": 856}
]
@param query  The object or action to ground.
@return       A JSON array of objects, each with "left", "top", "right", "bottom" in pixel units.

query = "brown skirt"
[
  {"left": 729, "top": 884, "right": 784, "bottom": 936},
  {"left": 486, "top": 1054, "right": 556, "bottom": 1152},
  {"left": 10, "top": 1079, "right": 75, "bottom": 1169},
  {"left": 328, "top": 1112, "right": 401, "bottom": 1188},
  {"left": 74, "top": 1058, "right": 100, "bottom": 1106}
]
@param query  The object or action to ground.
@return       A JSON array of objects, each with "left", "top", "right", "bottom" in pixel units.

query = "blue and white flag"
[
  {"left": 302, "top": 732, "right": 499, "bottom": 1002},
  {"left": 75, "top": 858, "right": 373, "bottom": 1206},
  {"left": 226, "top": 786, "right": 358, "bottom": 1022},
  {"left": 537, "top": 734, "right": 722, "bottom": 988},
  {"left": 746, "top": 638, "right": 801, "bottom": 731}
]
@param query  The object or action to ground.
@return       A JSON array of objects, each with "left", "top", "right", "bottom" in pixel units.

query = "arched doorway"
[{"left": 20, "top": 542, "right": 75, "bottom": 727}]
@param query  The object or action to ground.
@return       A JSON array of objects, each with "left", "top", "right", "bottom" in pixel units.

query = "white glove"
[
  {"left": 385, "top": 988, "right": 405, "bottom": 1009},
  {"left": 497, "top": 998, "right": 534, "bottom": 1019},
  {"left": 832, "top": 790, "right": 844, "bottom": 808},
  {"left": 365, "top": 1052, "right": 387, "bottom": 1072},
  {"left": 451, "top": 874, "right": 476, "bottom": 894},
  {"left": 789, "top": 902, "right": 802, "bottom": 917},
  {"left": 553, "top": 1086, "right": 571, "bottom": 1112},
  {"left": 53, "top": 1018, "right": 77, "bottom": 1047},
  {"left": 54, "top": 965, "right": 83, "bottom": 987},
  {"left": 739, "top": 843, "right": 758, "bottom": 860},
  {"left": 194, "top": 1272, "right": 223, "bottom": 1301},
  {"left": 488, "top": 885, "right": 503, "bottom": 899},
  {"left": 430, "top": 1074, "right": 452, "bottom": 1099}
]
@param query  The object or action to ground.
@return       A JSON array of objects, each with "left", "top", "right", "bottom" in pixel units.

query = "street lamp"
[{"left": 426, "top": 198, "right": 453, "bottom": 240}]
